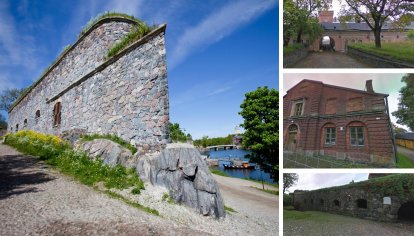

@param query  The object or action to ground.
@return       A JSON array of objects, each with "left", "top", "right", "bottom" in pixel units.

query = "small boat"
[{"left": 223, "top": 161, "right": 255, "bottom": 169}]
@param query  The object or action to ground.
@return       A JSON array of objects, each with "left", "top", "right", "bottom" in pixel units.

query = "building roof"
[
  {"left": 284, "top": 79, "right": 389, "bottom": 97},
  {"left": 395, "top": 133, "right": 414, "bottom": 140},
  {"left": 321, "top": 22, "right": 414, "bottom": 31}
]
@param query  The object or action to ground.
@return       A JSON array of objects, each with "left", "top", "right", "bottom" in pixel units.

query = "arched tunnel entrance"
[
  {"left": 319, "top": 36, "right": 335, "bottom": 52},
  {"left": 398, "top": 201, "right": 414, "bottom": 220}
]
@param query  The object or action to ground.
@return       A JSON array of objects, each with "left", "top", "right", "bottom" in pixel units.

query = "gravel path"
[
  {"left": 284, "top": 211, "right": 414, "bottom": 236},
  {"left": 290, "top": 51, "right": 372, "bottom": 68},
  {"left": 0, "top": 144, "right": 206, "bottom": 236},
  {"left": 0, "top": 143, "right": 278, "bottom": 235}
]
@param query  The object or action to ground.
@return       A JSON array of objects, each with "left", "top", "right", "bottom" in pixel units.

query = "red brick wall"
[{"left": 284, "top": 80, "right": 394, "bottom": 165}]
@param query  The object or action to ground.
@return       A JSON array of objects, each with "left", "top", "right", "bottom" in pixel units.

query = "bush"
[
  {"left": 284, "top": 194, "right": 294, "bottom": 206},
  {"left": 5, "top": 130, "right": 145, "bottom": 193}
]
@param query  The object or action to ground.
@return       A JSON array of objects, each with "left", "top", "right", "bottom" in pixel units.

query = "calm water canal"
[{"left": 207, "top": 149, "right": 277, "bottom": 184}]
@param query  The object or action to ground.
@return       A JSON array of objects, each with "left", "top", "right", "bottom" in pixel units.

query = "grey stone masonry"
[{"left": 8, "top": 17, "right": 169, "bottom": 153}]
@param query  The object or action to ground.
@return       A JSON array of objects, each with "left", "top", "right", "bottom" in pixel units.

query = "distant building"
[
  {"left": 395, "top": 133, "right": 414, "bottom": 150},
  {"left": 232, "top": 134, "right": 243, "bottom": 146},
  {"left": 299, "top": 11, "right": 414, "bottom": 52},
  {"left": 283, "top": 79, "right": 395, "bottom": 166}
]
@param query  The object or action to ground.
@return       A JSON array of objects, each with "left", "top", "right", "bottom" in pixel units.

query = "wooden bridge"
[{"left": 207, "top": 145, "right": 237, "bottom": 151}]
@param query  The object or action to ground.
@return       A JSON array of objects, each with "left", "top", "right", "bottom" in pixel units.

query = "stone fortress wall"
[
  {"left": 293, "top": 175, "right": 414, "bottom": 222},
  {"left": 8, "top": 17, "right": 169, "bottom": 153}
]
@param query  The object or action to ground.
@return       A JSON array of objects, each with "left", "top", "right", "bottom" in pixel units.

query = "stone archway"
[
  {"left": 319, "top": 36, "right": 336, "bottom": 51},
  {"left": 398, "top": 201, "right": 414, "bottom": 220}
]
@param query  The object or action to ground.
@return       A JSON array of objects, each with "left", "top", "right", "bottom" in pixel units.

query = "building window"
[
  {"left": 357, "top": 199, "right": 368, "bottom": 209},
  {"left": 36, "top": 110, "right": 41, "bottom": 119},
  {"left": 291, "top": 100, "right": 305, "bottom": 117},
  {"left": 23, "top": 119, "right": 27, "bottom": 128},
  {"left": 16, "top": 124, "right": 19, "bottom": 132},
  {"left": 320, "top": 199, "right": 324, "bottom": 205},
  {"left": 350, "top": 126, "right": 364, "bottom": 146},
  {"left": 53, "top": 102, "right": 62, "bottom": 126},
  {"left": 325, "top": 127, "right": 336, "bottom": 145},
  {"left": 334, "top": 200, "right": 340, "bottom": 207}
]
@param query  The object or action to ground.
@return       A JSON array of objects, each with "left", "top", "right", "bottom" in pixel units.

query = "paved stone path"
[
  {"left": 284, "top": 210, "right": 414, "bottom": 236},
  {"left": 290, "top": 51, "right": 372, "bottom": 68},
  {"left": 0, "top": 144, "right": 206, "bottom": 235}
]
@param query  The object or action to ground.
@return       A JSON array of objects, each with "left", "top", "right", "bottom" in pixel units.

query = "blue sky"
[{"left": 0, "top": 0, "right": 278, "bottom": 139}]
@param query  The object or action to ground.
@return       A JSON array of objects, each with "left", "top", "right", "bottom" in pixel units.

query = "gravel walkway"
[
  {"left": 284, "top": 211, "right": 414, "bottom": 236},
  {"left": 290, "top": 51, "right": 372, "bottom": 68},
  {"left": 0, "top": 144, "right": 206, "bottom": 236}
]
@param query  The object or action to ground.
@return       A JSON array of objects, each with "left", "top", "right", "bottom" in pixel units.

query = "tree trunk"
[{"left": 374, "top": 26, "right": 381, "bottom": 48}]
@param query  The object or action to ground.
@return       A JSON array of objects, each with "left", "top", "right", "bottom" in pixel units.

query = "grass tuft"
[
  {"left": 224, "top": 205, "right": 237, "bottom": 213},
  {"left": 80, "top": 133, "right": 137, "bottom": 154},
  {"left": 161, "top": 192, "right": 175, "bottom": 204}
]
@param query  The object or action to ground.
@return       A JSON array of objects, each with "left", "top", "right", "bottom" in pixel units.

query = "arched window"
[
  {"left": 23, "top": 119, "right": 27, "bottom": 127},
  {"left": 53, "top": 102, "right": 61, "bottom": 126},
  {"left": 333, "top": 200, "right": 340, "bottom": 207},
  {"left": 357, "top": 199, "right": 367, "bottom": 209},
  {"left": 36, "top": 110, "right": 41, "bottom": 119},
  {"left": 16, "top": 124, "right": 19, "bottom": 132}
]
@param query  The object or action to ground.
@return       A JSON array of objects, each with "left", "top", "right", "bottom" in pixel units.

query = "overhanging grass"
[
  {"left": 283, "top": 44, "right": 304, "bottom": 55},
  {"left": 107, "top": 24, "right": 156, "bottom": 58},
  {"left": 397, "top": 152, "right": 414, "bottom": 168},
  {"left": 80, "top": 133, "right": 137, "bottom": 154},
  {"left": 348, "top": 42, "right": 414, "bottom": 64},
  {"left": 4, "top": 130, "right": 144, "bottom": 193}
]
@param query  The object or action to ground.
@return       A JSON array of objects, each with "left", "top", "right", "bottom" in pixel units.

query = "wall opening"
[
  {"left": 53, "top": 102, "right": 61, "bottom": 126},
  {"left": 16, "top": 124, "right": 19, "bottom": 132},
  {"left": 24, "top": 119, "right": 27, "bottom": 127},
  {"left": 356, "top": 199, "right": 368, "bottom": 209},
  {"left": 36, "top": 110, "right": 41, "bottom": 118},
  {"left": 398, "top": 201, "right": 414, "bottom": 220},
  {"left": 320, "top": 199, "right": 324, "bottom": 205},
  {"left": 333, "top": 200, "right": 340, "bottom": 207}
]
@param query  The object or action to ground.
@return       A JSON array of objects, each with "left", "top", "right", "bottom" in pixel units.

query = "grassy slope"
[
  {"left": 348, "top": 42, "right": 414, "bottom": 64},
  {"left": 397, "top": 152, "right": 414, "bottom": 168}
]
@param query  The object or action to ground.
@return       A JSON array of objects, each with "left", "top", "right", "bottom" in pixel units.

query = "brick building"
[
  {"left": 301, "top": 11, "right": 414, "bottom": 52},
  {"left": 283, "top": 79, "right": 395, "bottom": 166}
]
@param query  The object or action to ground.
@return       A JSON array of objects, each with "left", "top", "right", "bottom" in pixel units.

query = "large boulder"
[
  {"left": 136, "top": 143, "right": 225, "bottom": 218},
  {"left": 76, "top": 139, "right": 138, "bottom": 168}
]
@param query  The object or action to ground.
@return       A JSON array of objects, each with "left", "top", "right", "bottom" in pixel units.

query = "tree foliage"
[
  {"left": 193, "top": 135, "right": 233, "bottom": 148},
  {"left": 283, "top": 173, "right": 299, "bottom": 194},
  {"left": 283, "top": 0, "right": 327, "bottom": 46},
  {"left": 392, "top": 74, "right": 414, "bottom": 131},
  {"left": 0, "top": 88, "right": 25, "bottom": 111},
  {"left": 0, "top": 113, "right": 7, "bottom": 130},
  {"left": 339, "top": 0, "right": 413, "bottom": 48},
  {"left": 169, "top": 123, "right": 192, "bottom": 143},
  {"left": 239, "top": 87, "right": 278, "bottom": 182}
]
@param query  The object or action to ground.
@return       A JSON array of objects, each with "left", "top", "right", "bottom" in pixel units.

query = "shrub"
[
  {"left": 4, "top": 130, "right": 144, "bottom": 193},
  {"left": 284, "top": 194, "right": 294, "bottom": 206}
]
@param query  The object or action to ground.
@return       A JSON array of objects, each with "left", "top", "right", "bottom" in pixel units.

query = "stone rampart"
[{"left": 8, "top": 17, "right": 169, "bottom": 153}]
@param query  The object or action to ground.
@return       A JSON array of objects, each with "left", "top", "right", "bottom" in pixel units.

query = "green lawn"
[
  {"left": 284, "top": 153, "right": 371, "bottom": 168},
  {"left": 348, "top": 41, "right": 414, "bottom": 64},
  {"left": 396, "top": 152, "right": 414, "bottom": 168},
  {"left": 284, "top": 207, "right": 344, "bottom": 223}
]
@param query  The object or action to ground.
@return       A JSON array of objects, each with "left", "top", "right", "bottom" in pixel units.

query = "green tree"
[
  {"left": 0, "top": 88, "right": 26, "bottom": 111},
  {"left": 239, "top": 87, "right": 278, "bottom": 182},
  {"left": 392, "top": 74, "right": 414, "bottom": 131},
  {"left": 169, "top": 123, "right": 191, "bottom": 143},
  {"left": 0, "top": 113, "right": 7, "bottom": 130},
  {"left": 283, "top": 173, "right": 299, "bottom": 194},
  {"left": 339, "top": 0, "right": 413, "bottom": 48}
]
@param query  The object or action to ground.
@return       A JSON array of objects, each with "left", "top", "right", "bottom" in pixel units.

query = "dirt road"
[
  {"left": 0, "top": 144, "right": 205, "bottom": 235},
  {"left": 290, "top": 51, "right": 372, "bottom": 68}
]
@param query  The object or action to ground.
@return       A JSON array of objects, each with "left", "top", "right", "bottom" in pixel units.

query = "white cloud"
[{"left": 169, "top": 0, "right": 276, "bottom": 68}]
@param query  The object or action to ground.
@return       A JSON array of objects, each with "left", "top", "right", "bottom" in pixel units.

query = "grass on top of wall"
[
  {"left": 4, "top": 130, "right": 144, "bottom": 193},
  {"left": 283, "top": 44, "right": 304, "bottom": 55},
  {"left": 107, "top": 24, "right": 157, "bottom": 58},
  {"left": 80, "top": 133, "right": 137, "bottom": 154},
  {"left": 348, "top": 41, "right": 414, "bottom": 63}
]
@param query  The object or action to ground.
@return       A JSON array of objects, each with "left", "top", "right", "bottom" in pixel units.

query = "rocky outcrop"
[
  {"left": 77, "top": 139, "right": 138, "bottom": 168},
  {"left": 137, "top": 143, "right": 225, "bottom": 218}
]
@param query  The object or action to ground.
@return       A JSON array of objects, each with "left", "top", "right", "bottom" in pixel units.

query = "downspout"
[{"left": 385, "top": 96, "right": 398, "bottom": 164}]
